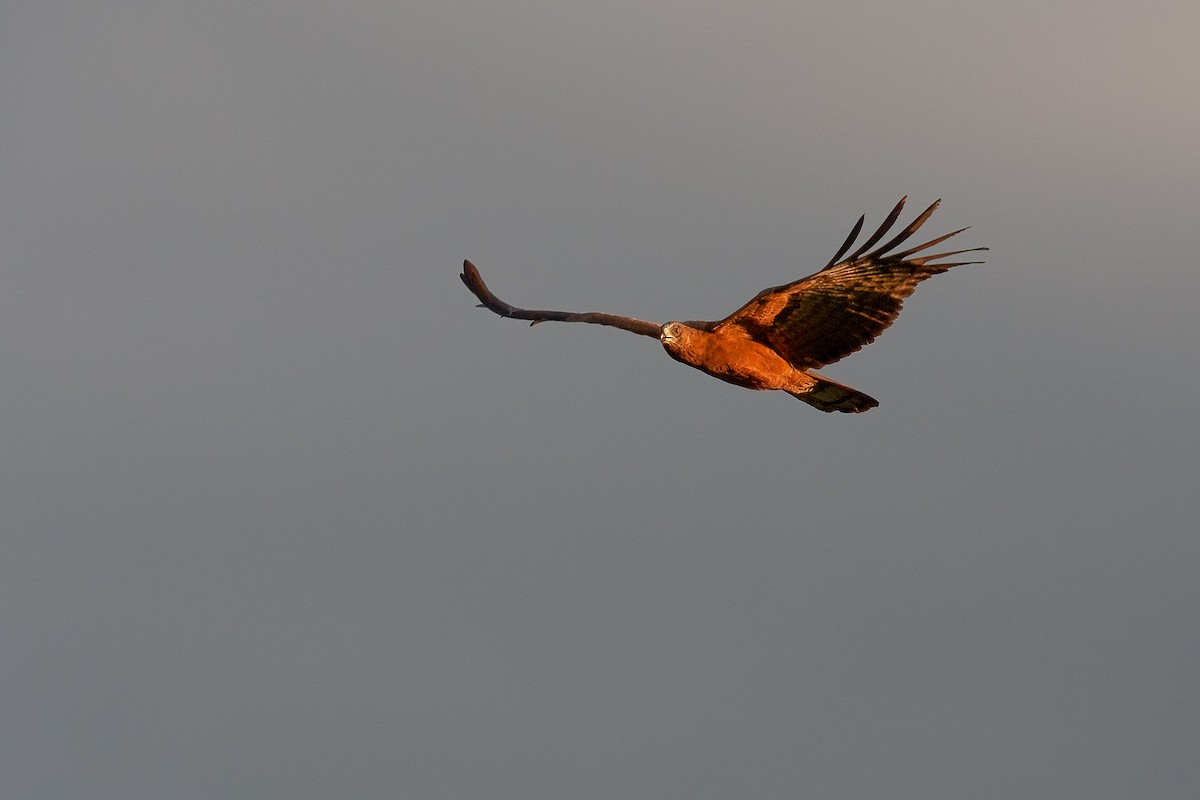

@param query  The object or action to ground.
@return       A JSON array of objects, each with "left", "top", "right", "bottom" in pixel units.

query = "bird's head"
[{"left": 660, "top": 321, "right": 699, "bottom": 364}]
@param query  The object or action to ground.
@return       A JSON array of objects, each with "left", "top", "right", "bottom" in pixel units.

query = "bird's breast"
[{"left": 666, "top": 330, "right": 795, "bottom": 391}]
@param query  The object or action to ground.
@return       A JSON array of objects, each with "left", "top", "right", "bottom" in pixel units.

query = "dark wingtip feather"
[
  {"left": 890, "top": 226, "right": 970, "bottom": 261},
  {"left": 461, "top": 259, "right": 481, "bottom": 288},
  {"left": 914, "top": 246, "right": 989, "bottom": 269},
  {"left": 824, "top": 214, "right": 866, "bottom": 269},
  {"left": 847, "top": 197, "right": 909, "bottom": 262},
  {"left": 865, "top": 199, "right": 942, "bottom": 261},
  {"left": 925, "top": 260, "right": 987, "bottom": 270},
  {"left": 907, "top": 245, "right": 984, "bottom": 267}
]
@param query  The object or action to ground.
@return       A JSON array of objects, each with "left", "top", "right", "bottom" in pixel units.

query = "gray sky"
[{"left": 2, "top": 1, "right": 1197, "bottom": 797}]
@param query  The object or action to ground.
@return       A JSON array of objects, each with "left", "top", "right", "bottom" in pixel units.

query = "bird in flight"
[{"left": 461, "top": 197, "right": 985, "bottom": 412}]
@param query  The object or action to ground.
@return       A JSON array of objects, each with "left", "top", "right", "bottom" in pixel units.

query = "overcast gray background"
[{"left": 2, "top": 1, "right": 1198, "bottom": 798}]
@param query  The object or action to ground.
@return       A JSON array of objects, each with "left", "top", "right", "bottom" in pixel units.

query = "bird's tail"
[{"left": 786, "top": 370, "right": 879, "bottom": 413}]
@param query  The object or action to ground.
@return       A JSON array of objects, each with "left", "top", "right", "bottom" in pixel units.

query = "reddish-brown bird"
[{"left": 461, "top": 197, "right": 985, "bottom": 412}]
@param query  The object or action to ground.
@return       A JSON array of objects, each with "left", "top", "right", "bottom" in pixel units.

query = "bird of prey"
[{"left": 461, "top": 197, "right": 985, "bottom": 412}]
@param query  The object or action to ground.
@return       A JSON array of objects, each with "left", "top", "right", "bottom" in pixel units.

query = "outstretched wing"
[
  {"left": 460, "top": 260, "right": 662, "bottom": 338},
  {"left": 711, "top": 198, "right": 986, "bottom": 369}
]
